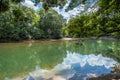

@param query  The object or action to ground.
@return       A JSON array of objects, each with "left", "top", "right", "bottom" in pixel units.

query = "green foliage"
[
  {"left": 11, "top": 0, "right": 22, "bottom": 3},
  {"left": 35, "top": 0, "right": 66, "bottom": 10},
  {"left": 13, "top": 8, "right": 25, "bottom": 21},
  {"left": 0, "top": 3, "right": 65, "bottom": 41},
  {"left": 63, "top": 0, "right": 120, "bottom": 38},
  {"left": 66, "top": 0, "right": 87, "bottom": 11},
  {"left": 97, "top": 0, "right": 120, "bottom": 36},
  {"left": 42, "top": 2, "right": 49, "bottom": 11},
  {"left": 0, "top": 0, "right": 23, "bottom": 13},
  {"left": 0, "top": 0, "right": 120, "bottom": 41},
  {"left": 0, "top": 1, "right": 9, "bottom": 13},
  {"left": 0, "top": 4, "right": 42, "bottom": 41},
  {"left": 63, "top": 14, "right": 101, "bottom": 38},
  {"left": 38, "top": 9, "right": 65, "bottom": 39},
  {"left": 0, "top": 0, "right": 66, "bottom": 12},
  {"left": 98, "top": 0, "right": 120, "bottom": 13}
]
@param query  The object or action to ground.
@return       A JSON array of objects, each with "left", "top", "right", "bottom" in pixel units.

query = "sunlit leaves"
[
  {"left": 64, "top": 0, "right": 120, "bottom": 38},
  {"left": 63, "top": 14, "right": 100, "bottom": 37},
  {"left": 67, "top": 17, "right": 84, "bottom": 37}
]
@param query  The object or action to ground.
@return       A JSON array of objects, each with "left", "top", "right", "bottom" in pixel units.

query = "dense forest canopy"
[
  {"left": 0, "top": 0, "right": 120, "bottom": 42},
  {"left": 63, "top": 0, "right": 120, "bottom": 38},
  {"left": 0, "top": 0, "right": 67, "bottom": 12}
]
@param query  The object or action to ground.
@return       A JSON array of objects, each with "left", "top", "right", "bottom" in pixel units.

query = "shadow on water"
[{"left": 0, "top": 39, "right": 120, "bottom": 80}]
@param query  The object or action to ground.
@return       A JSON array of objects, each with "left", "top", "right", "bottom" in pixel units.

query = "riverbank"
[
  {"left": 0, "top": 36, "right": 119, "bottom": 43},
  {"left": 18, "top": 36, "right": 120, "bottom": 43}
]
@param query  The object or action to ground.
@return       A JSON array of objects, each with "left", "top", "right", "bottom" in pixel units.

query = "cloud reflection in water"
[{"left": 11, "top": 51, "right": 117, "bottom": 80}]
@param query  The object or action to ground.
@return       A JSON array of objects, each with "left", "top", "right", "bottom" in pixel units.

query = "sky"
[
  {"left": 21, "top": 0, "right": 99, "bottom": 21},
  {"left": 21, "top": 0, "right": 42, "bottom": 11},
  {"left": 52, "top": 0, "right": 85, "bottom": 21}
]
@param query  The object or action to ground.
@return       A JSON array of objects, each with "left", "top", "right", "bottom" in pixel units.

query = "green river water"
[{"left": 0, "top": 39, "right": 120, "bottom": 80}]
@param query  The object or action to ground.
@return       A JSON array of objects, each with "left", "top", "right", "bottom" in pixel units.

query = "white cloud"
[
  {"left": 53, "top": 0, "right": 99, "bottom": 22},
  {"left": 52, "top": 0, "right": 83, "bottom": 22},
  {"left": 21, "top": 0, "right": 39, "bottom": 10}
]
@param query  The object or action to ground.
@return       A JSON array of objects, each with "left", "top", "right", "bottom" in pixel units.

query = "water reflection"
[
  {"left": 0, "top": 39, "right": 120, "bottom": 80},
  {"left": 66, "top": 39, "right": 120, "bottom": 63},
  {"left": 10, "top": 51, "right": 116, "bottom": 80}
]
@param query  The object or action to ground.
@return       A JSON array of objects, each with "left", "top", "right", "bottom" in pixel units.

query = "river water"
[{"left": 0, "top": 39, "right": 120, "bottom": 80}]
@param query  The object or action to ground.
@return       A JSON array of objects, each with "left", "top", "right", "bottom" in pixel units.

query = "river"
[{"left": 0, "top": 39, "right": 120, "bottom": 80}]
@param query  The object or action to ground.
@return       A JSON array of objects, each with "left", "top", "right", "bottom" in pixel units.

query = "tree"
[
  {"left": 97, "top": 0, "right": 120, "bottom": 37},
  {"left": 0, "top": 0, "right": 66, "bottom": 12},
  {"left": 0, "top": 0, "right": 10, "bottom": 12},
  {"left": 0, "top": 0, "right": 23, "bottom": 13},
  {"left": 38, "top": 9, "right": 65, "bottom": 39},
  {"left": 63, "top": 14, "right": 101, "bottom": 38},
  {"left": 63, "top": 0, "right": 120, "bottom": 38},
  {"left": 0, "top": 4, "right": 41, "bottom": 41}
]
